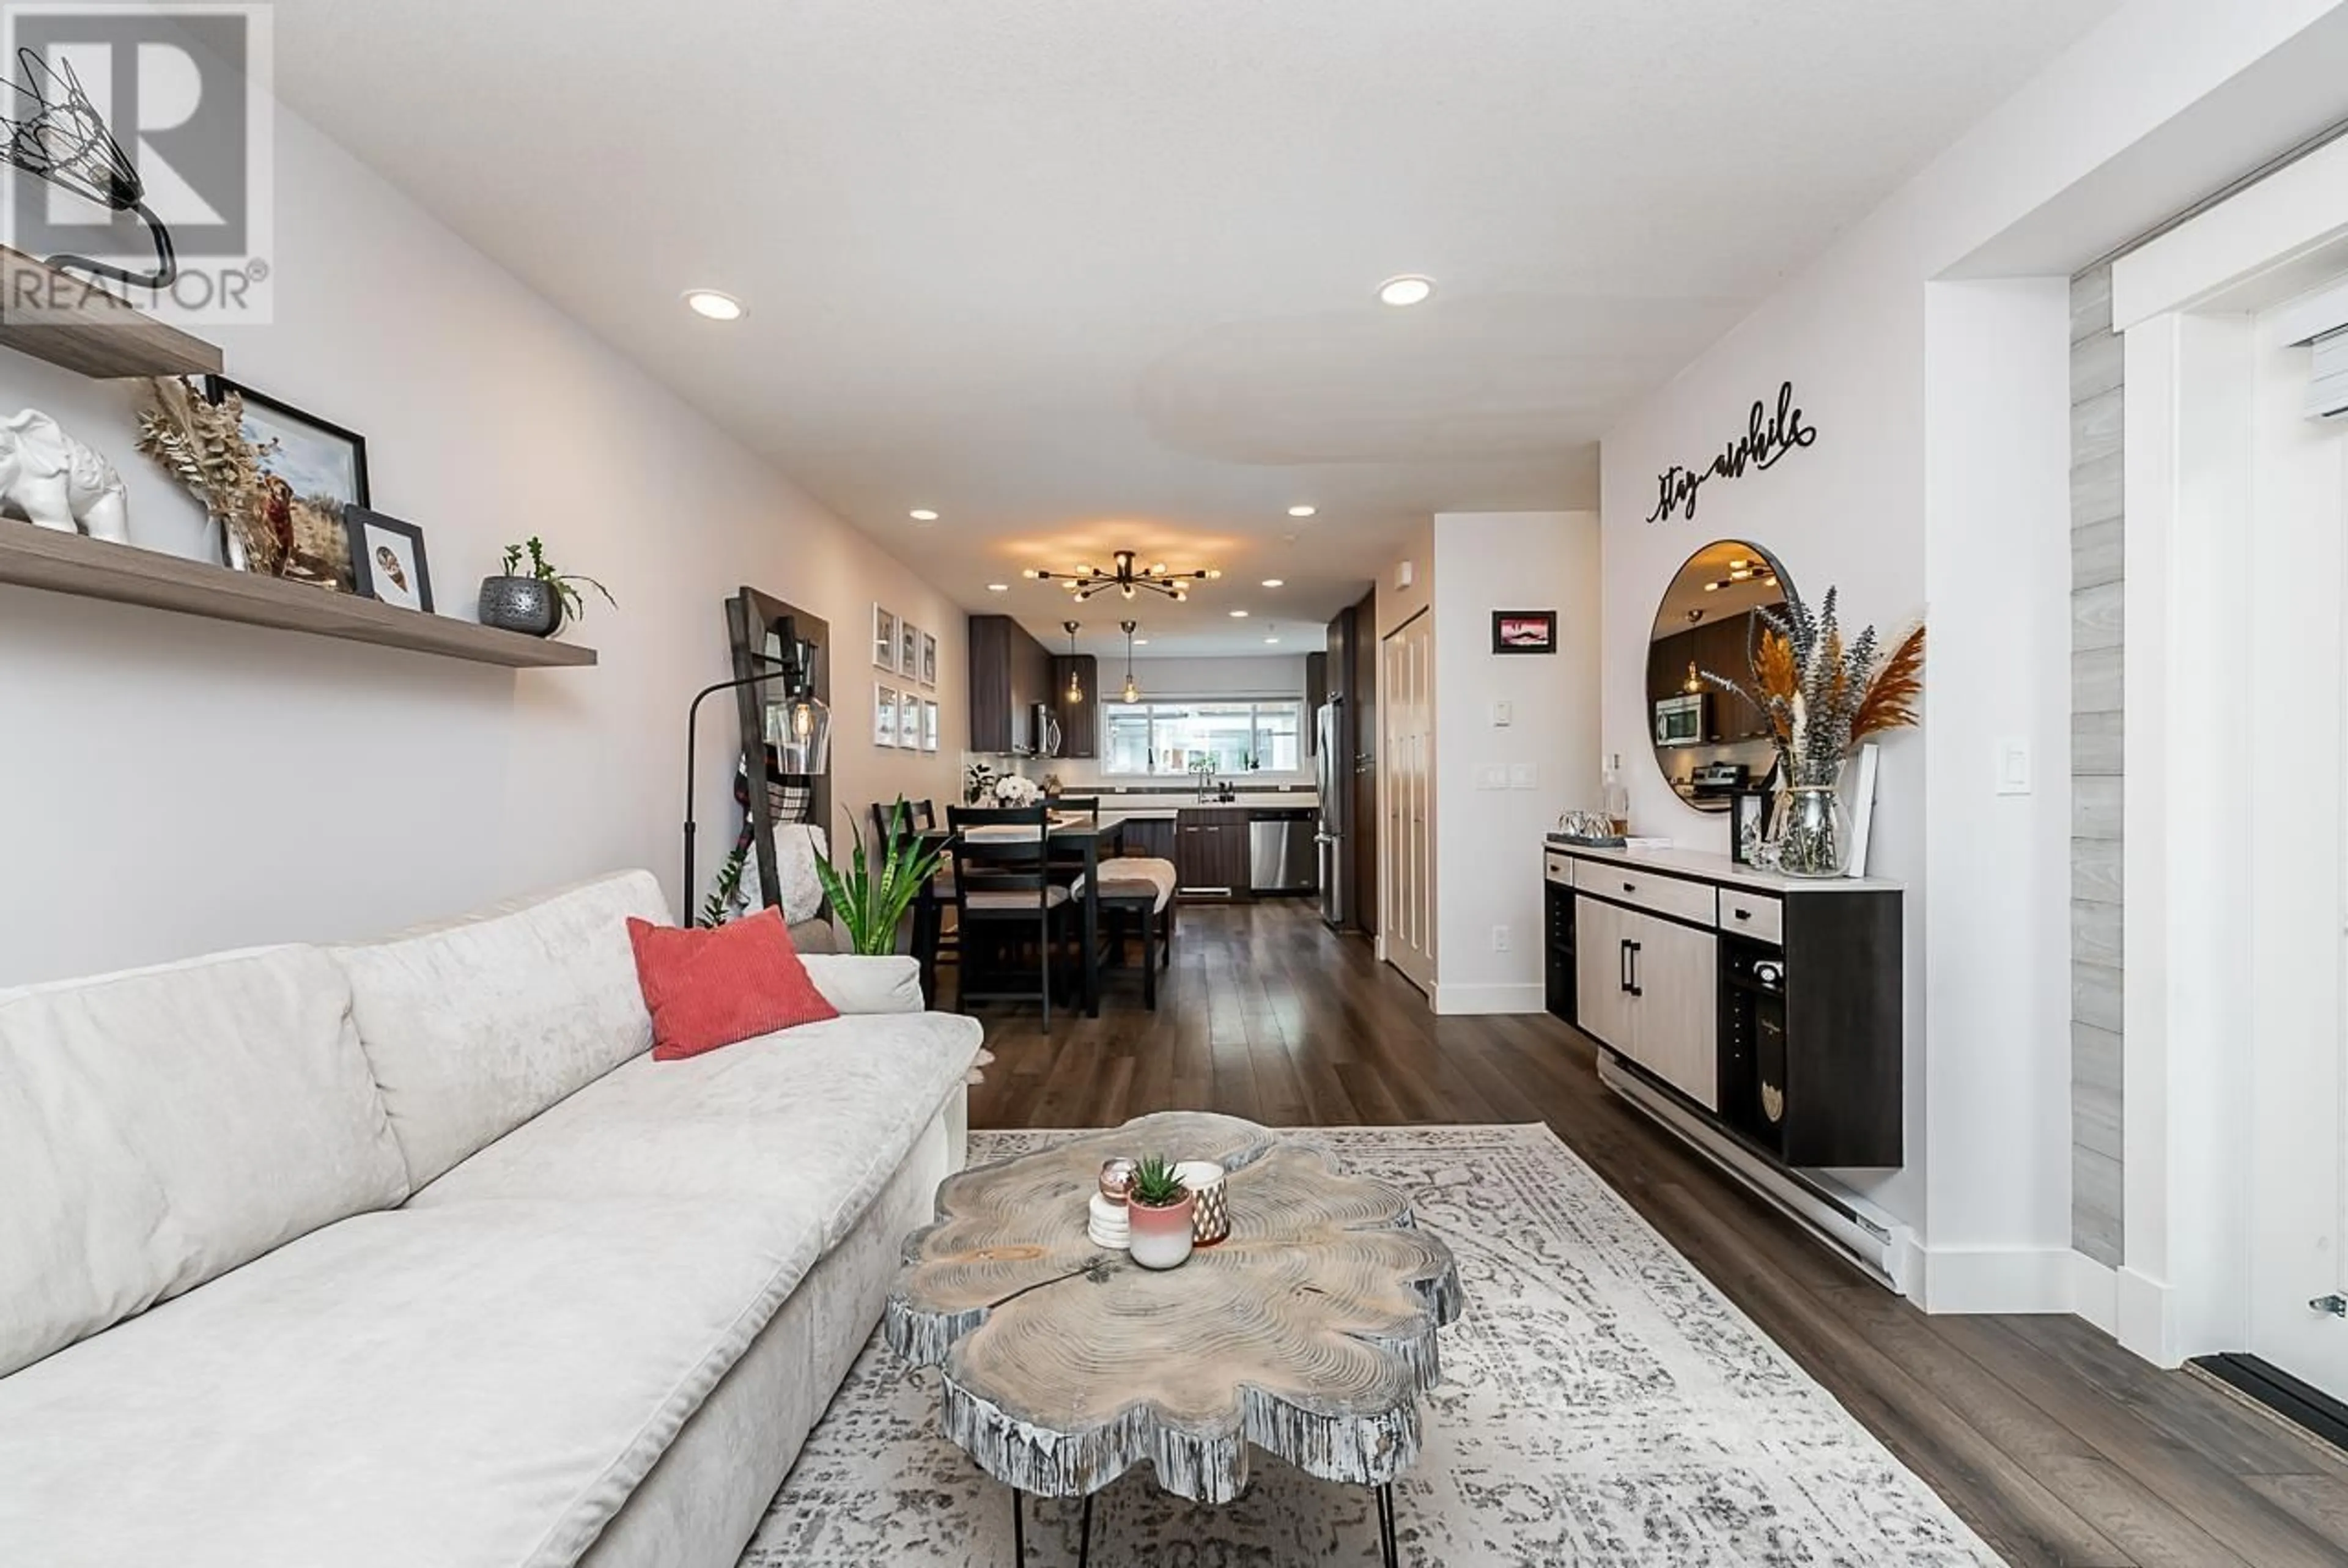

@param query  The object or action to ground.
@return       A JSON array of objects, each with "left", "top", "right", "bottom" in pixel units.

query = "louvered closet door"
[{"left": 1382, "top": 613, "right": 1436, "bottom": 993}]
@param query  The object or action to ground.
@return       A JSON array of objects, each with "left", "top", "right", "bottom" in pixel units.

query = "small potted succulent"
[
  {"left": 1125, "top": 1155, "right": 1197, "bottom": 1270},
  {"left": 480, "top": 536, "right": 616, "bottom": 637}
]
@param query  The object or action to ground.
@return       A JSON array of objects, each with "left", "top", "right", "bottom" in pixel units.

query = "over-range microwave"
[{"left": 1653, "top": 693, "right": 1708, "bottom": 748}]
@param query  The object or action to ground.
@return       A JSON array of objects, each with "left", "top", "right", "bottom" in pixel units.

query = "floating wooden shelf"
[
  {"left": 0, "top": 524, "right": 597, "bottom": 668},
  {"left": 0, "top": 245, "right": 223, "bottom": 380}
]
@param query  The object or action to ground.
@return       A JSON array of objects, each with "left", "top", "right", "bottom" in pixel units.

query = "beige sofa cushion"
[
  {"left": 0, "top": 1196, "right": 821, "bottom": 1568},
  {"left": 333, "top": 870, "right": 670, "bottom": 1187},
  {"left": 0, "top": 946, "right": 407, "bottom": 1379},
  {"left": 413, "top": 1008, "right": 983, "bottom": 1252}
]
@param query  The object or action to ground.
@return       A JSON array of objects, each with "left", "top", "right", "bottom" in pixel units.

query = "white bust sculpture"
[{"left": 0, "top": 408, "right": 129, "bottom": 544}]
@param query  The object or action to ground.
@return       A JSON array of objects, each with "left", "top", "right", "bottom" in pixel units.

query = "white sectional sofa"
[{"left": 0, "top": 870, "right": 981, "bottom": 1568}]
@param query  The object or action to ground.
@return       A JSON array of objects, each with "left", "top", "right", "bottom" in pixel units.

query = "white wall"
[
  {"left": 0, "top": 99, "right": 966, "bottom": 985},
  {"left": 1598, "top": 0, "right": 2348, "bottom": 1305},
  {"left": 1430, "top": 512, "right": 1601, "bottom": 1015}
]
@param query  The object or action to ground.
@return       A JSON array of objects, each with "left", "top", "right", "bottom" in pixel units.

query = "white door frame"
[{"left": 2110, "top": 133, "right": 2348, "bottom": 1367}]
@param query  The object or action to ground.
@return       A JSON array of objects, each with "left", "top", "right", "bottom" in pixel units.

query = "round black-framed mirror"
[{"left": 1647, "top": 540, "right": 1794, "bottom": 813}]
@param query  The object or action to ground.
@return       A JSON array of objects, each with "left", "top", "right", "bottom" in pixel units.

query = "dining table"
[{"left": 912, "top": 814, "right": 1128, "bottom": 1017}]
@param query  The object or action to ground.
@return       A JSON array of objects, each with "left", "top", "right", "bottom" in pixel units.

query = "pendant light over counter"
[
  {"left": 1063, "top": 620, "right": 1084, "bottom": 704},
  {"left": 1121, "top": 620, "right": 1141, "bottom": 704}
]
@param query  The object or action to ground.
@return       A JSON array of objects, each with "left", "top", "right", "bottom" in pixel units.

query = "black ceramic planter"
[{"left": 478, "top": 576, "right": 563, "bottom": 638}]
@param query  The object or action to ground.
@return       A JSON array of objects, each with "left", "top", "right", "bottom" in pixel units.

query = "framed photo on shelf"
[
  {"left": 1729, "top": 789, "right": 1770, "bottom": 866},
  {"left": 874, "top": 683, "right": 899, "bottom": 748},
  {"left": 1845, "top": 743, "right": 1881, "bottom": 878},
  {"left": 920, "top": 630, "right": 939, "bottom": 687},
  {"left": 343, "top": 506, "right": 432, "bottom": 612},
  {"left": 874, "top": 606, "right": 899, "bottom": 671},
  {"left": 206, "top": 377, "right": 369, "bottom": 589},
  {"left": 921, "top": 699, "right": 940, "bottom": 753},
  {"left": 1491, "top": 609, "right": 1557, "bottom": 655},
  {"left": 899, "top": 619, "right": 921, "bottom": 677}
]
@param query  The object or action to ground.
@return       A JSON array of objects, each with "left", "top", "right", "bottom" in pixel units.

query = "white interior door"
[
  {"left": 1382, "top": 614, "right": 1436, "bottom": 992},
  {"left": 2247, "top": 296, "right": 2348, "bottom": 1402}
]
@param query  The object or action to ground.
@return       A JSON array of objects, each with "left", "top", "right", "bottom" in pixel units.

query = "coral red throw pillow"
[{"left": 626, "top": 908, "right": 839, "bottom": 1062}]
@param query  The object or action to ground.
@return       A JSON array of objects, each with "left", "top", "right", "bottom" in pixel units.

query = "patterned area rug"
[{"left": 742, "top": 1124, "right": 2003, "bottom": 1566}]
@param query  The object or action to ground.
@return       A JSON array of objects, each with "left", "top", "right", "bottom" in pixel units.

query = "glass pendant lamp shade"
[
  {"left": 766, "top": 690, "right": 832, "bottom": 775},
  {"left": 1063, "top": 620, "right": 1085, "bottom": 702},
  {"left": 1120, "top": 619, "right": 1141, "bottom": 703}
]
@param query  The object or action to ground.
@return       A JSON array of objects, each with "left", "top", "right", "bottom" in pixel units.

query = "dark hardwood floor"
[{"left": 960, "top": 898, "right": 2348, "bottom": 1567}]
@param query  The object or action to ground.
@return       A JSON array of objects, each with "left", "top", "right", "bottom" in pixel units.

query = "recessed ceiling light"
[
  {"left": 1287, "top": 505, "right": 1317, "bottom": 518},
  {"left": 909, "top": 509, "right": 939, "bottom": 522},
  {"left": 1134, "top": 638, "right": 1150, "bottom": 646},
  {"left": 683, "top": 289, "right": 745, "bottom": 321},
  {"left": 1229, "top": 609, "right": 1249, "bottom": 619},
  {"left": 987, "top": 583, "right": 1010, "bottom": 592},
  {"left": 1264, "top": 636, "right": 1281, "bottom": 645},
  {"left": 1261, "top": 578, "right": 1285, "bottom": 589},
  {"left": 1376, "top": 274, "right": 1435, "bottom": 307}
]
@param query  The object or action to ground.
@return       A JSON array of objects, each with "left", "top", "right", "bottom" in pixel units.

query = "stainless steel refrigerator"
[{"left": 1315, "top": 701, "right": 1345, "bottom": 929}]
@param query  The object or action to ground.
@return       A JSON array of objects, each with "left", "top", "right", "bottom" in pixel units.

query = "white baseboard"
[
  {"left": 2069, "top": 1251, "right": 2119, "bottom": 1334},
  {"left": 1431, "top": 981, "right": 1547, "bottom": 1016},
  {"left": 2116, "top": 1265, "right": 2180, "bottom": 1367},
  {"left": 1913, "top": 1246, "right": 2080, "bottom": 1314}
]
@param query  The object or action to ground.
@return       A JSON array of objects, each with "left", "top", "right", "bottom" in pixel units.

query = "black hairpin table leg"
[
  {"left": 1077, "top": 1490, "right": 1094, "bottom": 1568},
  {"left": 1011, "top": 1488, "right": 1025, "bottom": 1564},
  {"left": 1375, "top": 1481, "right": 1399, "bottom": 1568}
]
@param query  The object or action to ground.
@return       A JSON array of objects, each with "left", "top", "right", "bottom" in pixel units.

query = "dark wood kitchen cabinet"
[
  {"left": 1304, "top": 652, "right": 1329, "bottom": 754},
  {"left": 1050, "top": 655, "right": 1099, "bottom": 759},
  {"left": 1175, "top": 807, "right": 1249, "bottom": 897},
  {"left": 1118, "top": 815, "right": 1176, "bottom": 861},
  {"left": 969, "top": 615, "right": 1053, "bottom": 755}
]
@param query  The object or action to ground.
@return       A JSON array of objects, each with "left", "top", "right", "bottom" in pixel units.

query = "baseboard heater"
[{"left": 1597, "top": 1052, "right": 1903, "bottom": 1292}]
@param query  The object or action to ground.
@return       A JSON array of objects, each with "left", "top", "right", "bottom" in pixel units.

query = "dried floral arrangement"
[
  {"left": 134, "top": 377, "right": 275, "bottom": 573},
  {"left": 1702, "top": 586, "right": 1924, "bottom": 789}
]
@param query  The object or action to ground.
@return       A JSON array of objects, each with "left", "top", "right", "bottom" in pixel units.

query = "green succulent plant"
[
  {"left": 1128, "top": 1155, "right": 1187, "bottom": 1209},
  {"left": 811, "top": 798, "right": 945, "bottom": 956}
]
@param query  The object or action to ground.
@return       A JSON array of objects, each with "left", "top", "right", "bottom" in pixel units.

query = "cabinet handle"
[
  {"left": 1622, "top": 882, "right": 1636, "bottom": 894},
  {"left": 1733, "top": 908, "right": 1752, "bottom": 922},
  {"left": 1628, "top": 941, "right": 1644, "bottom": 998},
  {"left": 1619, "top": 938, "right": 1632, "bottom": 994}
]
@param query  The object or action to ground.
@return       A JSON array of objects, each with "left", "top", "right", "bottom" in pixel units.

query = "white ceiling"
[{"left": 270, "top": 0, "right": 2120, "bottom": 657}]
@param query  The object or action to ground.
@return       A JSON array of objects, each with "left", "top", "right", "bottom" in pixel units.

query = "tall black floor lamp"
[{"left": 681, "top": 636, "right": 827, "bottom": 925}]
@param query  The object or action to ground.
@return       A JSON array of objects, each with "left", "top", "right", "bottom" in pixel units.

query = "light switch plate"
[
  {"left": 1476, "top": 765, "right": 1508, "bottom": 790},
  {"left": 1995, "top": 738, "right": 2032, "bottom": 796},
  {"left": 1509, "top": 763, "right": 1539, "bottom": 790},
  {"left": 1491, "top": 701, "right": 1513, "bottom": 727}
]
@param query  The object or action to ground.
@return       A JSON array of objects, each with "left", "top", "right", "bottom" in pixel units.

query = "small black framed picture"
[
  {"left": 345, "top": 506, "right": 433, "bottom": 613},
  {"left": 1492, "top": 610, "right": 1557, "bottom": 654},
  {"left": 205, "top": 377, "right": 372, "bottom": 586},
  {"left": 1730, "top": 789, "right": 1770, "bottom": 866}
]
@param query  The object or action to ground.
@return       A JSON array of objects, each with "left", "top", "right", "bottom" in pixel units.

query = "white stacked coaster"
[{"left": 1087, "top": 1193, "right": 1130, "bottom": 1251}]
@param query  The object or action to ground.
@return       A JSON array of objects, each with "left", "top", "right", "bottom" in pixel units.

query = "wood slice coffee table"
[{"left": 884, "top": 1112, "right": 1463, "bottom": 1566}]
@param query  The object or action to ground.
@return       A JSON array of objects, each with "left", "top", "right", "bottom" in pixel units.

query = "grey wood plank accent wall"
[{"left": 2071, "top": 265, "right": 2125, "bottom": 1268}]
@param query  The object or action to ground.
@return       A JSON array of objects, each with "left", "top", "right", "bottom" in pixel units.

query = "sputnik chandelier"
[{"left": 1025, "top": 549, "right": 1220, "bottom": 603}]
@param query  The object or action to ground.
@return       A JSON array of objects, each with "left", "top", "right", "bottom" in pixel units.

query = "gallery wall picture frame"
[
  {"left": 920, "top": 630, "right": 939, "bottom": 688},
  {"left": 874, "top": 606, "right": 899, "bottom": 672},
  {"left": 900, "top": 619, "right": 920, "bottom": 679},
  {"left": 343, "top": 506, "right": 432, "bottom": 613},
  {"left": 874, "top": 683, "right": 899, "bottom": 748},
  {"left": 1491, "top": 609, "right": 1558, "bottom": 655},
  {"left": 898, "top": 689, "right": 922, "bottom": 754},
  {"left": 922, "top": 698, "right": 940, "bottom": 753}
]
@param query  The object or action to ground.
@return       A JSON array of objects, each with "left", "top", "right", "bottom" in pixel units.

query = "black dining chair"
[
  {"left": 1053, "top": 797, "right": 1178, "bottom": 1010},
  {"left": 946, "top": 803, "right": 1069, "bottom": 1028}
]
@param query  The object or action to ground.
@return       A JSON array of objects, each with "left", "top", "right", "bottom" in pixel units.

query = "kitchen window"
[{"left": 1101, "top": 700, "right": 1304, "bottom": 778}]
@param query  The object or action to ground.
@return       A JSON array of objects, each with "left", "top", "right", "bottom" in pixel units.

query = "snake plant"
[{"left": 811, "top": 798, "right": 945, "bottom": 957}]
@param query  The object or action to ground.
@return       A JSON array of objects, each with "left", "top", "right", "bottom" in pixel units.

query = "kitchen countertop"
[
  {"left": 1546, "top": 839, "right": 1900, "bottom": 894},
  {"left": 1096, "top": 797, "right": 1320, "bottom": 823}
]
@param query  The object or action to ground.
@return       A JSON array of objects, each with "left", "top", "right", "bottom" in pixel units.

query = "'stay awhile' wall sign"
[{"left": 1644, "top": 380, "right": 1819, "bottom": 523}]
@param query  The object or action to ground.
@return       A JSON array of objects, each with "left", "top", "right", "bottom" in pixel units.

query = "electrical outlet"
[
  {"left": 1491, "top": 924, "right": 1512, "bottom": 953},
  {"left": 1995, "top": 738, "right": 2032, "bottom": 796}
]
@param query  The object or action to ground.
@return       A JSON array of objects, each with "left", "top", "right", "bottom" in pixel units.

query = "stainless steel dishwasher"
[{"left": 1248, "top": 808, "right": 1320, "bottom": 894}]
